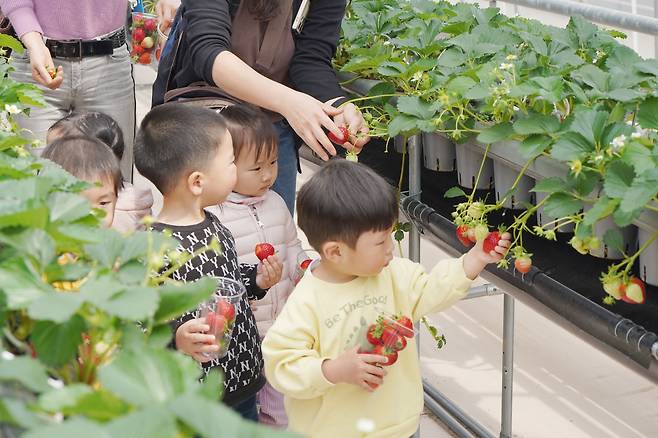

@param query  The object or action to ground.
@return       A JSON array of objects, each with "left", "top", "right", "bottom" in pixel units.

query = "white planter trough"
[
  {"left": 456, "top": 140, "right": 493, "bottom": 189},
  {"left": 422, "top": 132, "right": 456, "bottom": 172},
  {"left": 493, "top": 161, "right": 534, "bottom": 210},
  {"left": 535, "top": 191, "right": 576, "bottom": 233},
  {"left": 638, "top": 228, "right": 658, "bottom": 286}
]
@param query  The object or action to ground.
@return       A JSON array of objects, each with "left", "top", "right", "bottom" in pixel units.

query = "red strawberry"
[
  {"left": 366, "top": 324, "right": 382, "bottom": 345},
  {"left": 300, "top": 259, "right": 312, "bottom": 270},
  {"left": 390, "top": 334, "right": 407, "bottom": 352},
  {"left": 328, "top": 126, "right": 349, "bottom": 145},
  {"left": 620, "top": 277, "right": 646, "bottom": 304},
  {"left": 456, "top": 225, "right": 472, "bottom": 247},
  {"left": 255, "top": 243, "right": 275, "bottom": 261},
  {"left": 138, "top": 52, "right": 151, "bottom": 64},
  {"left": 482, "top": 231, "right": 500, "bottom": 254},
  {"left": 213, "top": 314, "right": 227, "bottom": 334},
  {"left": 144, "top": 19, "right": 157, "bottom": 32},
  {"left": 373, "top": 344, "right": 398, "bottom": 366},
  {"left": 132, "top": 28, "right": 146, "bottom": 43},
  {"left": 394, "top": 316, "right": 414, "bottom": 338},
  {"left": 514, "top": 255, "right": 532, "bottom": 274},
  {"left": 217, "top": 299, "right": 236, "bottom": 322}
]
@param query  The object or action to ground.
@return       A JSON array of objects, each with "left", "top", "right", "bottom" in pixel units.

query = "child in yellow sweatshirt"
[{"left": 262, "top": 160, "right": 511, "bottom": 438}]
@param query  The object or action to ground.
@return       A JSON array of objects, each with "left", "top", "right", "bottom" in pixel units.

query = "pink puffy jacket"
[
  {"left": 206, "top": 191, "right": 305, "bottom": 337},
  {"left": 111, "top": 183, "right": 154, "bottom": 233}
]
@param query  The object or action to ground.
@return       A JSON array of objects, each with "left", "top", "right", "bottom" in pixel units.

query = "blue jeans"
[
  {"left": 232, "top": 395, "right": 258, "bottom": 422},
  {"left": 271, "top": 121, "right": 298, "bottom": 215}
]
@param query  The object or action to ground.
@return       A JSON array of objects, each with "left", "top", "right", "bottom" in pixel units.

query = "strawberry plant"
[{"left": 0, "top": 36, "right": 294, "bottom": 437}]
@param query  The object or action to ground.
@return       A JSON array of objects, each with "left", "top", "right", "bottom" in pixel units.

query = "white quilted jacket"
[{"left": 206, "top": 191, "right": 305, "bottom": 337}]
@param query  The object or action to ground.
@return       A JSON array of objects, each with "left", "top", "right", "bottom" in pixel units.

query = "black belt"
[{"left": 46, "top": 28, "right": 126, "bottom": 60}]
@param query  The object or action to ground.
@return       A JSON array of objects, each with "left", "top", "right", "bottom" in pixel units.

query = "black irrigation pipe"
[{"left": 400, "top": 195, "right": 658, "bottom": 384}]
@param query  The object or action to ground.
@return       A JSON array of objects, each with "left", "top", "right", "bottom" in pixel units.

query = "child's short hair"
[
  {"left": 42, "top": 136, "right": 122, "bottom": 194},
  {"left": 220, "top": 104, "right": 277, "bottom": 161},
  {"left": 49, "top": 112, "right": 125, "bottom": 161},
  {"left": 297, "top": 160, "right": 398, "bottom": 250},
  {"left": 134, "top": 103, "right": 229, "bottom": 195}
]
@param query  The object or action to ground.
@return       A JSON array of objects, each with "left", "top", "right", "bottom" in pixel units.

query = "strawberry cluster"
[
  {"left": 130, "top": 13, "right": 159, "bottom": 65},
  {"left": 203, "top": 297, "right": 237, "bottom": 358},
  {"left": 359, "top": 314, "right": 414, "bottom": 367}
]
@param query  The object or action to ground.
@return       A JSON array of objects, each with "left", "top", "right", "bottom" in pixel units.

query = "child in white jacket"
[{"left": 207, "top": 104, "right": 305, "bottom": 428}]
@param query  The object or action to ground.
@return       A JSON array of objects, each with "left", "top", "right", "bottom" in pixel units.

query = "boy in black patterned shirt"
[{"left": 135, "top": 104, "right": 283, "bottom": 420}]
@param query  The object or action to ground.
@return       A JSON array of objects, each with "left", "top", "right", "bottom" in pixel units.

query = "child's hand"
[
  {"left": 321, "top": 346, "right": 388, "bottom": 392},
  {"left": 256, "top": 255, "right": 283, "bottom": 290},
  {"left": 175, "top": 318, "right": 219, "bottom": 363},
  {"left": 463, "top": 231, "right": 511, "bottom": 279}
]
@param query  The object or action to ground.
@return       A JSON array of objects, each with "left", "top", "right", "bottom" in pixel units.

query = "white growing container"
[
  {"left": 535, "top": 191, "right": 576, "bottom": 233},
  {"left": 422, "top": 132, "right": 456, "bottom": 172},
  {"left": 638, "top": 228, "right": 658, "bottom": 286},
  {"left": 456, "top": 139, "right": 493, "bottom": 189},
  {"left": 493, "top": 160, "right": 534, "bottom": 210}
]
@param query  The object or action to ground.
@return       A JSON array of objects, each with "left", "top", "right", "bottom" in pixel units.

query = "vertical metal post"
[
  {"left": 500, "top": 294, "right": 515, "bottom": 438},
  {"left": 655, "top": 0, "right": 658, "bottom": 58},
  {"left": 408, "top": 134, "right": 421, "bottom": 263}
]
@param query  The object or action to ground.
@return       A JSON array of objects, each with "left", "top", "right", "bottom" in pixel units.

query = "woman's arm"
[{"left": 183, "top": 0, "right": 344, "bottom": 160}]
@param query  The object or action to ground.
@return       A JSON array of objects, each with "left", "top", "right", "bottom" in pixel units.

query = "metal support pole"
[
  {"left": 500, "top": 294, "right": 515, "bottom": 438},
  {"left": 423, "top": 393, "right": 474, "bottom": 438},
  {"left": 655, "top": 0, "right": 658, "bottom": 58},
  {"left": 463, "top": 283, "right": 502, "bottom": 300},
  {"left": 408, "top": 134, "right": 422, "bottom": 263}
]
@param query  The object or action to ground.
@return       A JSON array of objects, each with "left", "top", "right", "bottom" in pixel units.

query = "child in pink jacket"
[
  {"left": 207, "top": 104, "right": 305, "bottom": 428},
  {"left": 48, "top": 112, "right": 153, "bottom": 232}
]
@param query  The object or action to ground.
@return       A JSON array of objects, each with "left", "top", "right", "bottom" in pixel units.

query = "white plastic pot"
[
  {"left": 455, "top": 140, "right": 493, "bottom": 189},
  {"left": 493, "top": 161, "right": 534, "bottom": 210},
  {"left": 588, "top": 215, "right": 637, "bottom": 260},
  {"left": 393, "top": 135, "right": 406, "bottom": 154},
  {"left": 638, "top": 228, "right": 658, "bottom": 286},
  {"left": 422, "top": 132, "right": 456, "bottom": 172}
]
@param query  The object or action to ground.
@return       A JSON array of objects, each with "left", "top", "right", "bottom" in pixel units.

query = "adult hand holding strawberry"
[
  {"left": 328, "top": 101, "right": 371, "bottom": 152},
  {"left": 462, "top": 229, "right": 512, "bottom": 280},
  {"left": 256, "top": 253, "right": 283, "bottom": 290},
  {"left": 21, "top": 32, "right": 64, "bottom": 90},
  {"left": 321, "top": 346, "right": 388, "bottom": 392}
]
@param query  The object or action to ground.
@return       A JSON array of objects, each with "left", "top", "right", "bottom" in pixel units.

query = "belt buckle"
[{"left": 75, "top": 39, "right": 83, "bottom": 60}]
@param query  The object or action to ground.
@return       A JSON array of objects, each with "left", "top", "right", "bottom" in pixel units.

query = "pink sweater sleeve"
[{"left": 0, "top": 0, "right": 43, "bottom": 38}]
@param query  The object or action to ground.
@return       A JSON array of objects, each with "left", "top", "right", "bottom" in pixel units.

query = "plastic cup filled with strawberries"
[
  {"left": 199, "top": 277, "right": 245, "bottom": 360},
  {"left": 130, "top": 12, "right": 159, "bottom": 65},
  {"left": 358, "top": 313, "right": 415, "bottom": 371}
]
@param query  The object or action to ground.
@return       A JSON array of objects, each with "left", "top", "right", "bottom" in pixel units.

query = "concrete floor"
[{"left": 133, "top": 64, "right": 658, "bottom": 438}]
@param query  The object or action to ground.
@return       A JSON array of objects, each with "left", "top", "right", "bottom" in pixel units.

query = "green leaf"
[
  {"left": 28, "top": 292, "right": 82, "bottom": 323},
  {"left": 607, "top": 88, "right": 642, "bottom": 102},
  {"left": 570, "top": 108, "right": 608, "bottom": 145},
  {"left": 543, "top": 193, "right": 583, "bottom": 218},
  {"left": 199, "top": 369, "right": 223, "bottom": 401},
  {"left": 620, "top": 143, "right": 655, "bottom": 175},
  {"left": 531, "top": 177, "right": 567, "bottom": 194},
  {"left": 154, "top": 277, "right": 215, "bottom": 324},
  {"left": 437, "top": 47, "right": 465, "bottom": 67},
  {"left": 38, "top": 384, "right": 92, "bottom": 412},
  {"left": 84, "top": 228, "right": 125, "bottom": 268},
  {"left": 603, "top": 228, "right": 625, "bottom": 253},
  {"left": 0, "top": 356, "right": 50, "bottom": 393},
  {"left": 583, "top": 197, "right": 618, "bottom": 227},
  {"left": 98, "top": 347, "right": 199, "bottom": 407},
  {"left": 0, "top": 200, "right": 49, "bottom": 229},
  {"left": 571, "top": 64, "right": 609, "bottom": 92},
  {"left": 397, "top": 95, "right": 435, "bottom": 120},
  {"left": 604, "top": 162, "right": 635, "bottom": 198},
  {"left": 518, "top": 134, "right": 552, "bottom": 159},
  {"left": 95, "top": 287, "right": 159, "bottom": 321},
  {"left": 48, "top": 192, "right": 91, "bottom": 223},
  {"left": 24, "top": 418, "right": 110, "bottom": 438},
  {"left": 637, "top": 97, "right": 658, "bottom": 129},
  {"left": 366, "top": 82, "right": 397, "bottom": 106},
  {"left": 387, "top": 115, "right": 418, "bottom": 137},
  {"left": 513, "top": 114, "right": 560, "bottom": 135},
  {"left": 0, "top": 228, "right": 55, "bottom": 268},
  {"left": 476, "top": 123, "right": 513, "bottom": 143},
  {"left": 394, "top": 229, "right": 404, "bottom": 242},
  {"left": 107, "top": 407, "right": 178, "bottom": 438},
  {"left": 444, "top": 186, "right": 467, "bottom": 198},
  {"left": 376, "top": 61, "right": 406, "bottom": 77},
  {"left": 148, "top": 324, "right": 174, "bottom": 349},
  {"left": 31, "top": 316, "right": 86, "bottom": 368},
  {"left": 0, "top": 259, "right": 48, "bottom": 309},
  {"left": 619, "top": 175, "right": 658, "bottom": 213},
  {"left": 69, "top": 389, "right": 131, "bottom": 421},
  {"left": 550, "top": 132, "right": 592, "bottom": 162},
  {"left": 0, "top": 34, "right": 25, "bottom": 53},
  {"left": 446, "top": 76, "right": 476, "bottom": 95}
]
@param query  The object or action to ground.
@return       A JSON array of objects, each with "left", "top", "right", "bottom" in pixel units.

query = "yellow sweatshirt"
[{"left": 262, "top": 256, "right": 473, "bottom": 438}]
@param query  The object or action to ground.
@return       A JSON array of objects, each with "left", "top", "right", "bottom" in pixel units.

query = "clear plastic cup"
[
  {"left": 357, "top": 313, "right": 414, "bottom": 361},
  {"left": 198, "top": 277, "right": 246, "bottom": 360},
  {"left": 130, "top": 12, "right": 159, "bottom": 65},
  {"left": 293, "top": 249, "right": 318, "bottom": 285}
]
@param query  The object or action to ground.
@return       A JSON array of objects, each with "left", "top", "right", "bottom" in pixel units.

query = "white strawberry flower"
[
  {"left": 505, "top": 54, "right": 517, "bottom": 61},
  {"left": 499, "top": 63, "right": 513, "bottom": 70},
  {"left": 5, "top": 104, "right": 21, "bottom": 114},
  {"left": 611, "top": 134, "right": 626, "bottom": 152}
]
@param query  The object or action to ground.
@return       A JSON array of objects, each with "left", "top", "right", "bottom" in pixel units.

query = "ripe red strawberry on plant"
[
  {"left": 255, "top": 243, "right": 275, "bottom": 261},
  {"left": 620, "top": 277, "right": 646, "bottom": 304},
  {"left": 328, "top": 126, "right": 349, "bottom": 145},
  {"left": 456, "top": 225, "right": 472, "bottom": 247},
  {"left": 482, "top": 231, "right": 501, "bottom": 254}
]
